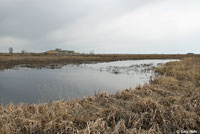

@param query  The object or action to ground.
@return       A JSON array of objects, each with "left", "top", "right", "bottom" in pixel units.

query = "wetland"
[{"left": 0, "top": 59, "right": 177, "bottom": 104}]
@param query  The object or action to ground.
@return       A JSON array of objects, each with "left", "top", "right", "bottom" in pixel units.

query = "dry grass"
[{"left": 0, "top": 57, "right": 200, "bottom": 133}]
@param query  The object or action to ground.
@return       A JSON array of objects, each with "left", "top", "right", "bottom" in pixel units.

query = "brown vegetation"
[
  {"left": 0, "top": 53, "right": 199, "bottom": 70},
  {"left": 0, "top": 57, "right": 200, "bottom": 133}
]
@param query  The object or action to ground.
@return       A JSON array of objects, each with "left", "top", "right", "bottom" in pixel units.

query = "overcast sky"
[{"left": 0, "top": 0, "right": 200, "bottom": 54}]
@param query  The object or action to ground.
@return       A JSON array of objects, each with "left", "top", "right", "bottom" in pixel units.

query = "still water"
[{"left": 0, "top": 59, "right": 177, "bottom": 105}]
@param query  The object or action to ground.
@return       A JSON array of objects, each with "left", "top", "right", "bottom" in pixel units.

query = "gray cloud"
[{"left": 0, "top": 0, "right": 200, "bottom": 53}]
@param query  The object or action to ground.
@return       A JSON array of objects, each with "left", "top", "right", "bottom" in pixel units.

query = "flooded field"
[{"left": 0, "top": 59, "right": 177, "bottom": 104}]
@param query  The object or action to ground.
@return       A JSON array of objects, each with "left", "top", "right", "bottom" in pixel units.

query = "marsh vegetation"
[{"left": 0, "top": 57, "right": 199, "bottom": 133}]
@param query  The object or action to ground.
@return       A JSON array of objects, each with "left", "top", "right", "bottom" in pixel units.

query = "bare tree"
[
  {"left": 89, "top": 50, "right": 94, "bottom": 55},
  {"left": 8, "top": 47, "right": 13, "bottom": 54},
  {"left": 21, "top": 50, "right": 26, "bottom": 54}
]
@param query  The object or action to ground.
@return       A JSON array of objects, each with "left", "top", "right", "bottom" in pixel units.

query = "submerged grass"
[{"left": 0, "top": 57, "right": 200, "bottom": 133}]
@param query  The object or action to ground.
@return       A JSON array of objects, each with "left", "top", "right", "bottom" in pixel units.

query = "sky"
[{"left": 0, "top": 0, "right": 200, "bottom": 54}]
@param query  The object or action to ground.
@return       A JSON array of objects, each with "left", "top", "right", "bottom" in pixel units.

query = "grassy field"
[
  {"left": 0, "top": 53, "right": 199, "bottom": 70},
  {"left": 0, "top": 56, "right": 200, "bottom": 133}
]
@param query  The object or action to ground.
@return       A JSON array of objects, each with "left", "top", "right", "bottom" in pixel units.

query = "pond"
[{"left": 0, "top": 59, "right": 178, "bottom": 105}]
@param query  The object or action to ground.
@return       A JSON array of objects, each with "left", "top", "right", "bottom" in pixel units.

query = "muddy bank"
[{"left": 0, "top": 57, "right": 200, "bottom": 133}]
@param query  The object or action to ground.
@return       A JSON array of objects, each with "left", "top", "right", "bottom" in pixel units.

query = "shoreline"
[
  {"left": 0, "top": 57, "right": 200, "bottom": 133},
  {"left": 0, "top": 53, "right": 199, "bottom": 70}
]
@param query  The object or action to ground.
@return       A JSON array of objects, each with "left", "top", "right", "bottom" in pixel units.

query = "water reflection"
[{"left": 0, "top": 59, "right": 178, "bottom": 105}]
